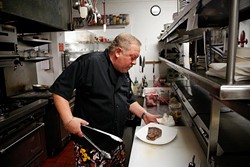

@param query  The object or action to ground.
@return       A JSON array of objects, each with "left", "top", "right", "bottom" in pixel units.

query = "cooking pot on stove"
[{"left": 32, "top": 84, "right": 49, "bottom": 91}]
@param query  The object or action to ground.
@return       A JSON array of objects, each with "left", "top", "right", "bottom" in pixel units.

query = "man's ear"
[{"left": 115, "top": 47, "right": 122, "bottom": 58}]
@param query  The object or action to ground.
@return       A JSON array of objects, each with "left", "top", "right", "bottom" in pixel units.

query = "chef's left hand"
[{"left": 143, "top": 112, "right": 161, "bottom": 124}]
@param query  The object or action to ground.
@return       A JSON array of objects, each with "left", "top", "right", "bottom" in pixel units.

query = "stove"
[
  {"left": 0, "top": 99, "right": 48, "bottom": 167},
  {"left": 0, "top": 99, "right": 36, "bottom": 116},
  {"left": 0, "top": 99, "right": 48, "bottom": 129},
  {"left": 10, "top": 90, "right": 52, "bottom": 99},
  {"left": 9, "top": 90, "right": 76, "bottom": 157}
]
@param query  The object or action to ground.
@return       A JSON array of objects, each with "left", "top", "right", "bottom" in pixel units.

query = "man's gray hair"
[{"left": 108, "top": 33, "right": 141, "bottom": 52}]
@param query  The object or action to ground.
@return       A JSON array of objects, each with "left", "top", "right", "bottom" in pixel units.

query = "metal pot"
[{"left": 32, "top": 84, "right": 49, "bottom": 92}]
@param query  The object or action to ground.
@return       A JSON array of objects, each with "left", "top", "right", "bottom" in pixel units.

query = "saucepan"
[{"left": 32, "top": 84, "right": 49, "bottom": 92}]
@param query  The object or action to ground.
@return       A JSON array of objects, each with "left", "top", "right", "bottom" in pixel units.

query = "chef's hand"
[
  {"left": 143, "top": 112, "right": 161, "bottom": 124},
  {"left": 63, "top": 117, "right": 89, "bottom": 137}
]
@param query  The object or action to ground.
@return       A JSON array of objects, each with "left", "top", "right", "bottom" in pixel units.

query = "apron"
[{"left": 73, "top": 126, "right": 125, "bottom": 167}]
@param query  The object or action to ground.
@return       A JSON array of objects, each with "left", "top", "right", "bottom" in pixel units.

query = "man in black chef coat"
[{"left": 49, "top": 32, "right": 160, "bottom": 166}]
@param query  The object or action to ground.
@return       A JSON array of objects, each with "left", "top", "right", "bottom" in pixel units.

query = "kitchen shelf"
[
  {"left": 73, "top": 14, "right": 129, "bottom": 30},
  {"left": 20, "top": 56, "right": 52, "bottom": 62},
  {"left": 159, "top": 57, "right": 250, "bottom": 100},
  {"left": 75, "top": 24, "right": 128, "bottom": 30},
  {"left": 160, "top": 0, "right": 250, "bottom": 166},
  {"left": 159, "top": 0, "right": 250, "bottom": 43},
  {"left": 18, "top": 36, "right": 51, "bottom": 47},
  {"left": 159, "top": 0, "right": 250, "bottom": 100}
]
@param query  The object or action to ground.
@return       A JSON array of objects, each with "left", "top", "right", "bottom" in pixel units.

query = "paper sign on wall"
[{"left": 59, "top": 43, "right": 64, "bottom": 52}]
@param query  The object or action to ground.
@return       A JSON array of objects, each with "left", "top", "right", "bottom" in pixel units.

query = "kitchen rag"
[{"left": 206, "top": 62, "right": 250, "bottom": 81}]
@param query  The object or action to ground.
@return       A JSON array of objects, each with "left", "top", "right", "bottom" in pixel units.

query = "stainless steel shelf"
[
  {"left": 160, "top": 0, "right": 250, "bottom": 43},
  {"left": 159, "top": 57, "right": 250, "bottom": 100},
  {"left": 18, "top": 37, "right": 51, "bottom": 47},
  {"left": 20, "top": 56, "right": 52, "bottom": 62},
  {"left": 160, "top": 0, "right": 250, "bottom": 165}
]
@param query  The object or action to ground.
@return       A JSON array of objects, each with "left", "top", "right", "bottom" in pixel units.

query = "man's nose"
[{"left": 132, "top": 59, "right": 136, "bottom": 65}]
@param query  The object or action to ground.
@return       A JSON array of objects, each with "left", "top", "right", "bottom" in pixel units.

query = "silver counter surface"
[
  {"left": 128, "top": 126, "right": 207, "bottom": 167},
  {"left": 128, "top": 88, "right": 207, "bottom": 166}
]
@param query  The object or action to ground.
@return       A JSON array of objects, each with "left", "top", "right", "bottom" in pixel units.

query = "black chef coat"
[{"left": 49, "top": 49, "right": 136, "bottom": 138}]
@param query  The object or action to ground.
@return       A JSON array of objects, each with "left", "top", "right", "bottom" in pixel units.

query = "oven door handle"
[{"left": 0, "top": 123, "right": 45, "bottom": 154}]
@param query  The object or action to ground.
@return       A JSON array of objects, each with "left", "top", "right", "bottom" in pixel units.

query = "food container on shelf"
[
  {"left": 143, "top": 87, "right": 171, "bottom": 107},
  {"left": 145, "top": 91, "right": 158, "bottom": 107},
  {"left": 169, "top": 102, "right": 182, "bottom": 122}
]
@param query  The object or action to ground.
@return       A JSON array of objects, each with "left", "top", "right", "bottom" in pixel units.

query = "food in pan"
[{"left": 146, "top": 127, "right": 162, "bottom": 141}]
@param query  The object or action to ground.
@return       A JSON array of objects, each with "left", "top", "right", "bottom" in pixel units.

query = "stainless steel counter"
[
  {"left": 128, "top": 87, "right": 207, "bottom": 166},
  {"left": 128, "top": 126, "right": 207, "bottom": 167}
]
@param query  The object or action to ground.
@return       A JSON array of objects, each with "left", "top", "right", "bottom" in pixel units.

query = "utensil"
[
  {"left": 32, "top": 84, "right": 49, "bottom": 92},
  {"left": 188, "top": 155, "right": 196, "bottom": 167},
  {"left": 80, "top": 125, "right": 123, "bottom": 159},
  {"left": 82, "top": 133, "right": 111, "bottom": 159},
  {"left": 82, "top": 125, "right": 123, "bottom": 142},
  {"left": 142, "top": 56, "right": 145, "bottom": 73},
  {"left": 153, "top": 62, "right": 155, "bottom": 73},
  {"left": 139, "top": 55, "right": 142, "bottom": 72},
  {"left": 81, "top": 125, "right": 124, "bottom": 162}
]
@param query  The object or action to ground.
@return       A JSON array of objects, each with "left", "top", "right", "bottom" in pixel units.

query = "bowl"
[{"left": 32, "top": 84, "right": 49, "bottom": 91}]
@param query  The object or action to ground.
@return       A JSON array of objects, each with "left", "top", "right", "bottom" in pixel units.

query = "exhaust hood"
[{"left": 0, "top": 0, "right": 73, "bottom": 33}]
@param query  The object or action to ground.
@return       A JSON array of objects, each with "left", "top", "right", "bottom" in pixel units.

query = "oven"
[
  {"left": 0, "top": 24, "right": 18, "bottom": 57},
  {"left": 0, "top": 24, "right": 19, "bottom": 67},
  {"left": 0, "top": 99, "right": 48, "bottom": 167},
  {"left": 11, "top": 90, "right": 75, "bottom": 156}
]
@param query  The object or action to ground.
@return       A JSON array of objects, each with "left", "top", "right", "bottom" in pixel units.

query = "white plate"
[{"left": 135, "top": 123, "right": 177, "bottom": 145}]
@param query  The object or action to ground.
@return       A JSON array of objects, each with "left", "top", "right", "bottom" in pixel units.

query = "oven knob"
[{"left": 29, "top": 115, "right": 35, "bottom": 120}]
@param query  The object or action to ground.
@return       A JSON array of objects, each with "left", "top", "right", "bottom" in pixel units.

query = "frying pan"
[{"left": 32, "top": 84, "right": 49, "bottom": 91}]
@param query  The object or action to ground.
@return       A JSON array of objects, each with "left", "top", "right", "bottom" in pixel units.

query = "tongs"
[
  {"left": 82, "top": 133, "right": 111, "bottom": 159},
  {"left": 81, "top": 125, "right": 123, "bottom": 159}
]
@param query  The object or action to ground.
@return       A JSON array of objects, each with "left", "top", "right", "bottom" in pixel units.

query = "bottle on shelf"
[{"left": 132, "top": 77, "right": 141, "bottom": 96}]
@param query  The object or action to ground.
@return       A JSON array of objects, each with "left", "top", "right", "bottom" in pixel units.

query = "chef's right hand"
[{"left": 64, "top": 117, "right": 89, "bottom": 137}]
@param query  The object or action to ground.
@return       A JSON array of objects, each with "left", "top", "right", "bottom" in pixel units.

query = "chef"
[{"left": 49, "top": 32, "right": 160, "bottom": 166}]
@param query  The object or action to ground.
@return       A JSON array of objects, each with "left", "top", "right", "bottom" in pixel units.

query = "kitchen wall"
[
  {"left": 20, "top": 2, "right": 250, "bottom": 90},
  {"left": 36, "top": 0, "right": 178, "bottom": 85},
  {"left": 36, "top": 32, "right": 65, "bottom": 86},
  {"left": 90, "top": 0, "right": 178, "bottom": 82},
  {"left": 4, "top": 63, "right": 37, "bottom": 96}
]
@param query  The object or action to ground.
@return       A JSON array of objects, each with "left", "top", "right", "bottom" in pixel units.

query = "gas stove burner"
[
  {"left": 10, "top": 90, "right": 52, "bottom": 99},
  {"left": 0, "top": 99, "right": 36, "bottom": 116}
]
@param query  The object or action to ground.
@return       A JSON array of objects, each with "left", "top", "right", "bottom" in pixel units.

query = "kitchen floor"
[{"left": 42, "top": 140, "right": 75, "bottom": 167}]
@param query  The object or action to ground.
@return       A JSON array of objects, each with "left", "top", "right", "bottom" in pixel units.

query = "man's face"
[{"left": 114, "top": 44, "right": 140, "bottom": 73}]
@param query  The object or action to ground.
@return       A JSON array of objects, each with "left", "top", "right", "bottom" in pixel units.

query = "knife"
[
  {"left": 153, "top": 62, "right": 155, "bottom": 73},
  {"left": 139, "top": 55, "right": 142, "bottom": 72},
  {"left": 142, "top": 56, "right": 145, "bottom": 73}
]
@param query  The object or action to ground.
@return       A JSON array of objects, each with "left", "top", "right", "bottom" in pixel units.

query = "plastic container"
[
  {"left": 169, "top": 102, "right": 182, "bottom": 122},
  {"left": 145, "top": 93, "right": 158, "bottom": 107}
]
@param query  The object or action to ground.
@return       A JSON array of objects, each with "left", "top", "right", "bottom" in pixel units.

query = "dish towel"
[{"left": 206, "top": 62, "right": 250, "bottom": 81}]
